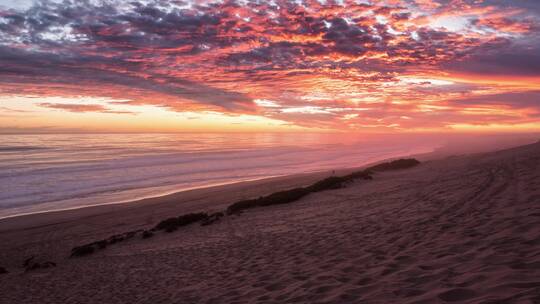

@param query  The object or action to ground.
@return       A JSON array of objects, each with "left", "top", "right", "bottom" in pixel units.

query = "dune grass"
[
  {"left": 154, "top": 212, "right": 209, "bottom": 232},
  {"left": 366, "top": 158, "right": 420, "bottom": 171},
  {"left": 69, "top": 158, "right": 419, "bottom": 257},
  {"left": 226, "top": 170, "right": 373, "bottom": 215},
  {"left": 70, "top": 229, "right": 143, "bottom": 257}
]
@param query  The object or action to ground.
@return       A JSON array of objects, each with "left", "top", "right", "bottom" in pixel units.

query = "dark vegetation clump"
[
  {"left": 142, "top": 230, "right": 154, "bottom": 239},
  {"left": 226, "top": 187, "right": 310, "bottom": 215},
  {"left": 343, "top": 170, "right": 374, "bottom": 180},
  {"left": 106, "top": 230, "right": 142, "bottom": 244},
  {"left": 71, "top": 213, "right": 207, "bottom": 257},
  {"left": 124, "top": 231, "right": 139, "bottom": 239},
  {"left": 41, "top": 261, "right": 56, "bottom": 268},
  {"left": 307, "top": 176, "right": 347, "bottom": 192},
  {"left": 226, "top": 199, "right": 258, "bottom": 215},
  {"left": 70, "top": 229, "right": 143, "bottom": 257},
  {"left": 25, "top": 261, "right": 56, "bottom": 272},
  {"left": 0, "top": 266, "right": 8, "bottom": 274},
  {"left": 154, "top": 212, "right": 209, "bottom": 232},
  {"left": 23, "top": 256, "right": 35, "bottom": 268},
  {"left": 22, "top": 256, "right": 56, "bottom": 272},
  {"left": 95, "top": 240, "right": 108, "bottom": 249},
  {"left": 227, "top": 170, "right": 374, "bottom": 215},
  {"left": 258, "top": 187, "right": 309, "bottom": 207},
  {"left": 70, "top": 244, "right": 96, "bottom": 257},
  {"left": 107, "top": 235, "right": 124, "bottom": 244},
  {"left": 366, "top": 158, "right": 420, "bottom": 172},
  {"left": 201, "top": 212, "right": 224, "bottom": 226}
]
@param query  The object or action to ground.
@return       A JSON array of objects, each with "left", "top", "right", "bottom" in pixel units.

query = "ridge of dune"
[{"left": 1, "top": 142, "right": 540, "bottom": 303}]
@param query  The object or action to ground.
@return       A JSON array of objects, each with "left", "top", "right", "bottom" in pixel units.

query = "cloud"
[
  {"left": 0, "top": 0, "right": 539, "bottom": 130},
  {"left": 451, "top": 91, "right": 540, "bottom": 110},
  {"left": 38, "top": 102, "right": 137, "bottom": 114},
  {"left": 444, "top": 41, "right": 540, "bottom": 77},
  {"left": 38, "top": 103, "right": 108, "bottom": 112}
]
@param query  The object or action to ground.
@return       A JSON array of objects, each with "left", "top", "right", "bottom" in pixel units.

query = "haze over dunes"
[{"left": 1, "top": 0, "right": 540, "bottom": 133}]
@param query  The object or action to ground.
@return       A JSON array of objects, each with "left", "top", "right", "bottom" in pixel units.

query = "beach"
[
  {"left": 0, "top": 133, "right": 440, "bottom": 219},
  {"left": 1, "top": 141, "right": 539, "bottom": 303},
  {"left": 2, "top": 0, "right": 540, "bottom": 302}
]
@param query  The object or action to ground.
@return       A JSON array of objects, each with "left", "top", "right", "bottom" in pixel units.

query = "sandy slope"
[{"left": 1, "top": 142, "right": 540, "bottom": 303}]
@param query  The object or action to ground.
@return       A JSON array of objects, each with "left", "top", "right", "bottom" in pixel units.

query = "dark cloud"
[
  {"left": 39, "top": 103, "right": 107, "bottom": 112},
  {"left": 0, "top": 44, "right": 253, "bottom": 111},
  {"left": 451, "top": 91, "right": 540, "bottom": 110},
  {"left": 446, "top": 46, "right": 540, "bottom": 77}
]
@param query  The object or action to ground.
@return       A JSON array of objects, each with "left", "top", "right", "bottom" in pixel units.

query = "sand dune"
[{"left": 1, "top": 142, "right": 540, "bottom": 303}]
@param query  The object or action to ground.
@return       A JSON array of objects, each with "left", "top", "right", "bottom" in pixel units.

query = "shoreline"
[
  {"left": 0, "top": 167, "right": 362, "bottom": 232},
  {"left": 1, "top": 136, "right": 536, "bottom": 230},
  {"left": 0, "top": 174, "right": 287, "bottom": 221},
  {"left": 0, "top": 148, "right": 434, "bottom": 226}
]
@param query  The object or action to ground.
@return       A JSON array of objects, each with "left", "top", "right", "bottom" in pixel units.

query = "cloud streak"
[{"left": 38, "top": 102, "right": 137, "bottom": 114}]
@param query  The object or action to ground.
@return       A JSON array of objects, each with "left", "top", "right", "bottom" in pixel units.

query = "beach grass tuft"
[
  {"left": 366, "top": 158, "right": 420, "bottom": 171},
  {"left": 154, "top": 212, "right": 209, "bottom": 232}
]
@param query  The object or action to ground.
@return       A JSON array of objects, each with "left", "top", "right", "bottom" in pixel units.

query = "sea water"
[{"left": 0, "top": 133, "right": 440, "bottom": 218}]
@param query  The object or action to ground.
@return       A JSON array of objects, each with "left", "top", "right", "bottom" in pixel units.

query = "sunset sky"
[{"left": 1, "top": 0, "right": 539, "bottom": 133}]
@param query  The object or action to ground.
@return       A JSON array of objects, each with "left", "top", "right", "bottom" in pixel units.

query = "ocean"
[{"left": 0, "top": 133, "right": 440, "bottom": 218}]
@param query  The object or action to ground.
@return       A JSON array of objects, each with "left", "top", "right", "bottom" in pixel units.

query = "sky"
[{"left": 0, "top": 0, "right": 539, "bottom": 133}]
